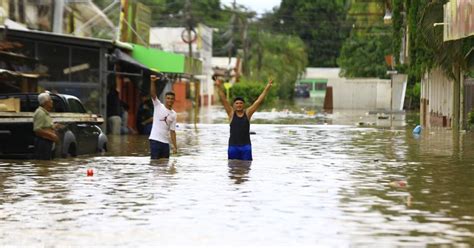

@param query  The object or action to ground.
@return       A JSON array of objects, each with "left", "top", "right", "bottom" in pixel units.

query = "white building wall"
[
  {"left": 327, "top": 78, "right": 407, "bottom": 110},
  {"left": 421, "top": 68, "right": 453, "bottom": 128}
]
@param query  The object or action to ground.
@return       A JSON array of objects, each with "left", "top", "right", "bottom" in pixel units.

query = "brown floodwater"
[{"left": 1, "top": 106, "right": 474, "bottom": 246}]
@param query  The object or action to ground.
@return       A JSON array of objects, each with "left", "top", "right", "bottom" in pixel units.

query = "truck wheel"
[
  {"left": 62, "top": 143, "right": 77, "bottom": 158},
  {"left": 98, "top": 143, "right": 107, "bottom": 153}
]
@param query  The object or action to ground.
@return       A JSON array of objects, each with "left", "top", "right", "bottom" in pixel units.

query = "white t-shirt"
[{"left": 149, "top": 97, "right": 177, "bottom": 144}]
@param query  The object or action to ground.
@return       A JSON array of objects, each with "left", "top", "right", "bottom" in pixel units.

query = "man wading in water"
[
  {"left": 149, "top": 75, "right": 178, "bottom": 159},
  {"left": 213, "top": 76, "right": 273, "bottom": 161}
]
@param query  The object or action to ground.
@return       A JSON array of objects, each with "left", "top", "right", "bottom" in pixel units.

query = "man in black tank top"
[{"left": 213, "top": 76, "right": 273, "bottom": 160}]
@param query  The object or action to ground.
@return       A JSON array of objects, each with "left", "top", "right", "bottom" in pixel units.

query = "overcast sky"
[{"left": 220, "top": 0, "right": 282, "bottom": 15}]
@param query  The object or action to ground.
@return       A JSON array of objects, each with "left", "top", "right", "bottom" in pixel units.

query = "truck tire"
[
  {"left": 62, "top": 131, "right": 77, "bottom": 158},
  {"left": 98, "top": 143, "right": 107, "bottom": 153},
  {"left": 97, "top": 132, "right": 108, "bottom": 153},
  {"left": 61, "top": 143, "right": 77, "bottom": 158}
]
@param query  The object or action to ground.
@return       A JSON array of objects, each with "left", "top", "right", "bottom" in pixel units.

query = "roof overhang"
[{"left": 0, "top": 26, "right": 113, "bottom": 49}]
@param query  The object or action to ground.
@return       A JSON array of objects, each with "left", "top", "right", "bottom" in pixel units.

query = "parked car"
[
  {"left": 0, "top": 93, "right": 107, "bottom": 159},
  {"left": 294, "top": 84, "right": 310, "bottom": 98}
]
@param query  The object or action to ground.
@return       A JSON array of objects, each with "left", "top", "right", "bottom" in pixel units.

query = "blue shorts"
[
  {"left": 228, "top": 144, "right": 252, "bottom": 161},
  {"left": 150, "top": 139, "right": 170, "bottom": 159}
]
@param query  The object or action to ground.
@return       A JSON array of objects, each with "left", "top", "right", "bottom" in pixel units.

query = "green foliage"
[
  {"left": 467, "top": 108, "right": 474, "bottom": 130},
  {"left": 262, "top": 0, "right": 350, "bottom": 67},
  {"left": 245, "top": 32, "right": 308, "bottom": 100},
  {"left": 337, "top": 1, "right": 393, "bottom": 78},
  {"left": 337, "top": 29, "right": 391, "bottom": 78},
  {"left": 392, "top": 0, "right": 403, "bottom": 65},
  {"left": 347, "top": 0, "right": 385, "bottom": 34},
  {"left": 406, "top": 0, "right": 431, "bottom": 82},
  {"left": 404, "top": 0, "right": 472, "bottom": 82},
  {"left": 229, "top": 79, "right": 277, "bottom": 108},
  {"left": 405, "top": 81, "right": 420, "bottom": 101}
]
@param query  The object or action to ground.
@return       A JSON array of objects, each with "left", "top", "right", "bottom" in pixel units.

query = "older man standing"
[{"left": 33, "top": 92, "right": 60, "bottom": 160}]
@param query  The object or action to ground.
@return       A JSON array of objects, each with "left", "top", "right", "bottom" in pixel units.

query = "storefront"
[{"left": 0, "top": 27, "right": 112, "bottom": 117}]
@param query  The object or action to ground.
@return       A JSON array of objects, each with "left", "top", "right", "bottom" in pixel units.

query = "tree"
[
  {"left": 265, "top": 0, "right": 350, "bottom": 67},
  {"left": 338, "top": 30, "right": 391, "bottom": 78},
  {"left": 337, "top": 0, "right": 391, "bottom": 78},
  {"left": 93, "top": 0, "right": 227, "bottom": 34},
  {"left": 244, "top": 32, "right": 308, "bottom": 100}
]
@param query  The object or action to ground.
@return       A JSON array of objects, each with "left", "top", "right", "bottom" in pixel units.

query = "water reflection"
[
  {"left": 2, "top": 108, "right": 474, "bottom": 246},
  {"left": 228, "top": 160, "right": 252, "bottom": 184},
  {"left": 149, "top": 158, "right": 177, "bottom": 175}
]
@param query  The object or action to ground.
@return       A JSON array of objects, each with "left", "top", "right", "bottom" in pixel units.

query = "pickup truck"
[{"left": 0, "top": 93, "right": 107, "bottom": 159}]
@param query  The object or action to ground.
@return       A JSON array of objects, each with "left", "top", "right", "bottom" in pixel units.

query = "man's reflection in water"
[
  {"left": 228, "top": 160, "right": 252, "bottom": 184},
  {"left": 150, "top": 158, "right": 177, "bottom": 175}
]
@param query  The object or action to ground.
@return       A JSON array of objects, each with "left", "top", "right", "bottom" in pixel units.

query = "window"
[
  {"left": 37, "top": 42, "right": 69, "bottom": 81},
  {"left": 67, "top": 98, "right": 86, "bottom": 113},
  {"left": 51, "top": 96, "right": 66, "bottom": 113},
  {"left": 70, "top": 48, "right": 100, "bottom": 83},
  {"left": 315, "top": 83, "right": 327, "bottom": 91}
]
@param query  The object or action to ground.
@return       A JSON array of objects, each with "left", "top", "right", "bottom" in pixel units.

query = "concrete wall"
[
  {"left": 327, "top": 77, "right": 407, "bottom": 111},
  {"left": 393, "top": 74, "right": 408, "bottom": 111}
]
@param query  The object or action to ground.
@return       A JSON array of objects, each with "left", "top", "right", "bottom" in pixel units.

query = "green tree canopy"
[
  {"left": 245, "top": 32, "right": 308, "bottom": 100},
  {"left": 261, "top": 0, "right": 350, "bottom": 67},
  {"left": 337, "top": 0, "right": 391, "bottom": 78},
  {"left": 337, "top": 30, "right": 391, "bottom": 78}
]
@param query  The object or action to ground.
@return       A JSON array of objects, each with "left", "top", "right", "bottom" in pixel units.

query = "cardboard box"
[{"left": 0, "top": 98, "right": 20, "bottom": 112}]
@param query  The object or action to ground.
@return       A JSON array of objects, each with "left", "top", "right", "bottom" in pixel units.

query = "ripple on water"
[{"left": 1, "top": 123, "right": 474, "bottom": 246}]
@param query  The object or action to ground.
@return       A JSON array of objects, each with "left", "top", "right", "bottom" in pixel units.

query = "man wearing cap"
[{"left": 213, "top": 77, "right": 273, "bottom": 161}]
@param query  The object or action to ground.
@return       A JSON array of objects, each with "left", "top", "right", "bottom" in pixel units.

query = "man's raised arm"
[
  {"left": 213, "top": 77, "right": 233, "bottom": 119},
  {"left": 246, "top": 79, "right": 273, "bottom": 120},
  {"left": 150, "top": 75, "right": 159, "bottom": 100}
]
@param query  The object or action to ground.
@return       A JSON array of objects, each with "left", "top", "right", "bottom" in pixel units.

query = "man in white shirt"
[{"left": 149, "top": 75, "right": 178, "bottom": 159}]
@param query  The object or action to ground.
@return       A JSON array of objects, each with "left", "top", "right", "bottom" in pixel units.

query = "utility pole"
[
  {"left": 185, "top": 0, "right": 194, "bottom": 80},
  {"left": 185, "top": 0, "right": 199, "bottom": 125}
]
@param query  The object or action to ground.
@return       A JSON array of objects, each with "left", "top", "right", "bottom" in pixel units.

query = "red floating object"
[{"left": 87, "top": 169, "right": 94, "bottom": 176}]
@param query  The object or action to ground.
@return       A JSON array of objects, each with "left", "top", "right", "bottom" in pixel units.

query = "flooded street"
[{"left": 1, "top": 106, "right": 474, "bottom": 247}]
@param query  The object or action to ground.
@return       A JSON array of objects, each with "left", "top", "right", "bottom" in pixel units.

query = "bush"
[
  {"left": 229, "top": 79, "right": 277, "bottom": 109},
  {"left": 468, "top": 109, "right": 474, "bottom": 130},
  {"left": 404, "top": 82, "right": 420, "bottom": 109}
]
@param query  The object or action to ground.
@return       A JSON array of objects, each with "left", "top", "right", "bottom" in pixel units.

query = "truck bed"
[{"left": 0, "top": 112, "right": 104, "bottom": 124}]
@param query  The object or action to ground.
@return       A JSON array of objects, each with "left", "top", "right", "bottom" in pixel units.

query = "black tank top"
[{"left": 229, "top": 111, "right": 251, "bottom": 145}]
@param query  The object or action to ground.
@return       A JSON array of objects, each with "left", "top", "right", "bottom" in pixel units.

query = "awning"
[
  {"left": 108, "top": 48, "right": 166, "bottom": 95},
  {"left": 110, "top": 48, "right": 146, "bottom": 71},
  {"left": 130, "top": 44, "right": 202, "bottom": 75}
]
